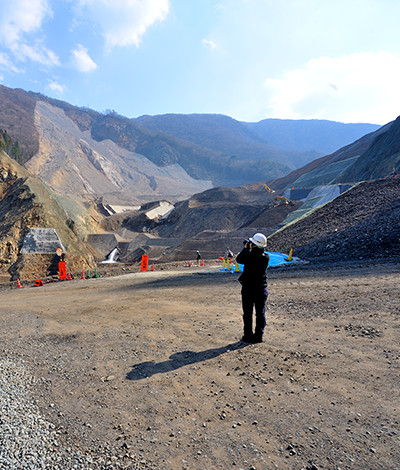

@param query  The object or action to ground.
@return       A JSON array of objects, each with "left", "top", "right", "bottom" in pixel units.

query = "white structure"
[{"left": 20, "top": 228, "right": 66, "bottom": 254}]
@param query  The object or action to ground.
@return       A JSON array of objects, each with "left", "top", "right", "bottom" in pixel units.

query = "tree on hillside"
[{"left": 0, "top": 129, "right": 22, "bottom": 164}]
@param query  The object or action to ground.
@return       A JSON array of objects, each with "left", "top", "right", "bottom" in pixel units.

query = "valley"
[
  {"left": 0, "top": 84, "right": 399, "bottom": 470},
  {"left": 1, "top": 261, "right": 399, "bottom": 469}
]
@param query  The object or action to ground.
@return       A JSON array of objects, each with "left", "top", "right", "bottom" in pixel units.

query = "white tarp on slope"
[
  {"left": 20, "top": 228, "right": 65, "bottom": 254},
  {"left": 304, "top": 185, "right": 342, "bottom": 208}
]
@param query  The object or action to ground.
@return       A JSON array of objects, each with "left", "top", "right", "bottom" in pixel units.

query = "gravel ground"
[
  {"left": 0, "top": 260, "right": 399, "bottom": 470},
  {"left": 0, "top": 358, "right": 143, "bottom": 469}
]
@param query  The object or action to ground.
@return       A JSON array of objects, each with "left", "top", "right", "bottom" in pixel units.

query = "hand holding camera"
[{"left": 243, "top": 238, "right": 252, "bottom": 248}]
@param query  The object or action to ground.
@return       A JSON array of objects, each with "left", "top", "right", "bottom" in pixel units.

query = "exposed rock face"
[
  {"left": 0, "top": 152, "right": 95, "bottom": 281},
  {"left": 24, "top": 101, "right": 212, "bottom": 203}
]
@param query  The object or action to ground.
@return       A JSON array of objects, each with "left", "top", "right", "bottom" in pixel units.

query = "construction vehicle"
[
  {"left": 264, "top": 184, "right": 275, "bottom": 193},
  {"left": 273, "top": 195, "right": 290, "bottom": 206}
]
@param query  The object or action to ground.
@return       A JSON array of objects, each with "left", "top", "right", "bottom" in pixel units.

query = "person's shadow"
[{"left": 126, "top": 341, "right": 247, "bottom": 381}]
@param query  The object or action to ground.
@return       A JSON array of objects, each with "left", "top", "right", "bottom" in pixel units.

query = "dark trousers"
[{"left": 241, "top": 286, "right": 268, "bottom": 338}]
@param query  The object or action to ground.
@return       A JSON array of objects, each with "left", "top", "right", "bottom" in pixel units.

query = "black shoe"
[
  {"left": 241, "top": 335, "right": 253, "bottom": 343},
  {"left": 251, "top": 336, "right": 263, "bottom": 343}
]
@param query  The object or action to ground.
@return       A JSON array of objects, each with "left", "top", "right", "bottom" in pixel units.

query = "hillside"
[
  {"left": 135, "top": 113, "right": 380, "bottom": 170},
  {"left": 338, "top": 116, "right": 400, "bottom": 182},
  {"left": 0, "top": 151, "right": 96, "bottom": 281},
  {"left": 0, "top": 84, "right": 387, "bottom": 196},
  {"left": 269, "top": 118, "right": 397, "bottom": 191},
  {"left": 135, "top": 113, "right": 319, "bottom": 169},
  {"left": 0, "top": 85, "right": 38, "bottom": 163},
  {"left": 0, "top": 85, "right": 290, "bottom": 190},
  {"left": 24, "top": 100, "right": 211, "bottom": 203},
  {"left": 267, "top": 178, "right": 400, "bottom": 262},
  {"left": 245, "top": 118, "right": 380, "bottom": 155}
]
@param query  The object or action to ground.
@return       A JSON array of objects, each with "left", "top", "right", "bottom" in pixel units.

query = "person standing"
[
  {"left": 236, "top": 233, "right": 269, "bottom": 343},
  {"left": 224, "top": 247, "right": 234, "bottom": 262},
  {"left": 196, "top": 250, "right": 202, "bottom": 266}
]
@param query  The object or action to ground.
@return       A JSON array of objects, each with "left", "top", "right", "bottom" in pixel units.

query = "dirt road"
[{"left": 1, "top": 262, "right": 399, "bottom": 470}]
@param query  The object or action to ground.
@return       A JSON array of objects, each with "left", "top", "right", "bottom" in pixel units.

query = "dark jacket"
[{"left": 236, "top": 246, "right": 269, "bottom": 288}]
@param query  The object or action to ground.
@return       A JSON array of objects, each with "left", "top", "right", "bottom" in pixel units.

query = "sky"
[{"left": 0, "top": 0, "right": 399, "bottom": 125}]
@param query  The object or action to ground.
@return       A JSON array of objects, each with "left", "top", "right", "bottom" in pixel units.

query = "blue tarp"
[
  {"left": 220, "top": 251, "right": 294, "bottom": 272},
  {"left": 267, "top": 251, "right": 294, "bottom": 267}
]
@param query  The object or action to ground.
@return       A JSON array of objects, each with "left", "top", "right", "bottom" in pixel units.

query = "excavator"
[
  {"left": 264, "top": 184, "right": 275, "bottom": 193},
  {"left": 273, "top": 195, "right": 290, "bottom": 206}
]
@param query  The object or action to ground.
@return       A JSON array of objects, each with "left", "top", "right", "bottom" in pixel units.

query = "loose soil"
[{"left": 1, "top": 261, "right": 399, "bottom": 470}]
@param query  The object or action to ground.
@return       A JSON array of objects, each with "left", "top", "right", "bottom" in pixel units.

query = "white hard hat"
[{"left": 249, "top": 233, "right": 267, "bottom": 248}]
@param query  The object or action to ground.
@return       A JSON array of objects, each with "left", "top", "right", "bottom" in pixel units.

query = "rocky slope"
[
  {"left": 103, "top": 184, "right": 301, "bottom": 262},
  {"left": 0, "top": 85, "right": 289, "bottom": 192},
  {"left": 267, "top": 178, "right": 400, "bottom": 262},
  {"left": 25, "top": 100, "right": 211, "bottom": 203},
  {"left": 0, "top": 84, "right": 385, "bottom": 197},
  {"left": 0, "top": 151, "right": 96, "bottom": 281},
  {"left": 269, "top": 118, "right": 398, "bottom": 191}
]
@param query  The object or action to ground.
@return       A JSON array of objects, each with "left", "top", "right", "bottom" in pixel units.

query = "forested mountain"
[
  {"left": 244, "top": 118, "right": 380, "bottom": 155},
  {"left": 0, "top": 84, "right": 387, "bottom": 199},
  {"left": 135, "top": 113, "right": 380, "bottom": 169},
  {"left": 0, "top": 85, "right": 290, "bottom": 189}
]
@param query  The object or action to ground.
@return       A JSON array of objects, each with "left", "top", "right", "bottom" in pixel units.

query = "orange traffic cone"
[
  {"left": 151, "top": 263, "right": 155, "bottom": 271},
  {"left": 285, "top": 248, "right": 293, "bottom": 262},
  {"left": 67, "top": 270, "right": 72, "bottom": 280},
  {"left": 34, "top": 279, "right": 44, "bottom": 287},
  {"left": 201, "top": 259, "right": 204, "bottom": 266},
  {"left": 17, "top": 278, "right": 22, "bottom": 288},
  {"left": 81, "top": 269, "right": 86, "bottom": 279},
  {"left": 188, "top": 260, "right": 191, "bottom": 267}
]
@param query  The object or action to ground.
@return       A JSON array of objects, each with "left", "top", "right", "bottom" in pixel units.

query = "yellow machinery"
[
  {"left": 264, "top": 184, "right": 275, "bottom": 193},
  {"left": 273, "top": 195, "right": 290, "bottom": 206}
]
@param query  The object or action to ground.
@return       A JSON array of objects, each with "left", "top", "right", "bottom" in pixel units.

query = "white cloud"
[
  {"left": 0, "top": 0, "right": 59, "bottom": 68},
  {"left": 71, "top": 44, "right": 97, "bottom": 72},
  {"left": 47, "top": 80, "right": 65, "bottom": 94},
  {"left": 13, "top": 42, "right": 59, "bottom": 67},
  {"left": 201, "top": 39, "right": 217, "bottom": 51},
  {"left": 264, "top": 52, "right": 400, "bottom": 124},
  {"left": 0, "top": 52, "right": 22, "bottom": 73},
  {"left": 0, "top": 0, "right": 52, "bottom": 45},
  {"left": 76, "top": 0, "right": 170, "bottom": 49}
]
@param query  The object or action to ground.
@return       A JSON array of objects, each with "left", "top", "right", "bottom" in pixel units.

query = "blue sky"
[{"left": 0, "top": 0, "right": 399, "bottom": 124}]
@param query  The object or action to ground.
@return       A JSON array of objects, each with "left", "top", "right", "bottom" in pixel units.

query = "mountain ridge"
[
  {"left": 0, "top": 84, "right": 382, "bottom": 194},
  {"left": 268, "top": 119, "right": 396, "bottom": 191}
]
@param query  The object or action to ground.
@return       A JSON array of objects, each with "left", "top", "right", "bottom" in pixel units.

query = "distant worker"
[
  {"left": 196, "top": 250, "right": 202, "bottom": 266},
  {"left": 224, "top": 247, "right": 234, "bottom": 262},
  {"left": 236, "top": 233, "right": 270, "bottom": 344}
]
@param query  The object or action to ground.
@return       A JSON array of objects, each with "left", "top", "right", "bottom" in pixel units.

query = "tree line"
[{"left": 0, "top": 129, "right": 21, "bottom": 163}]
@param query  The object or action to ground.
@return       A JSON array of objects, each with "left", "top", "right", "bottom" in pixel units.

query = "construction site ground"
[{"left": 1, "top": 260, "right": 399, "bottom": 470}]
